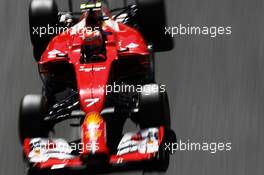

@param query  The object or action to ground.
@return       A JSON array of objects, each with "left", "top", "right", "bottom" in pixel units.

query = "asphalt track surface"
[{"left": 1, "top": 0, "right": 264, "bottom": 175}]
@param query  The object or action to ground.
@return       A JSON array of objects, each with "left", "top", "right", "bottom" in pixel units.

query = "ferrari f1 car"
[{"left": 19, "top": 0, "right": 176, "bottom": 174}]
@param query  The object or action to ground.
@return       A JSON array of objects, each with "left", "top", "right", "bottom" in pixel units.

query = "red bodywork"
[{"left": 24, "top": 10, "right": 164, "bottom": 170}]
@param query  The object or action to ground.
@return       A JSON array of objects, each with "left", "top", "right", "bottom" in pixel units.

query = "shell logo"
[
  {"left": 84, "top": 112, "right": 103, "bottom": 141},
  {"left": 85, "top": 112, "right": 103, "bottom": 125}
]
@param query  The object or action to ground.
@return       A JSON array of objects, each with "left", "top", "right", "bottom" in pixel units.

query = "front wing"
[{"left": 23, "top": 127, "right": 165, "bottom": 173}]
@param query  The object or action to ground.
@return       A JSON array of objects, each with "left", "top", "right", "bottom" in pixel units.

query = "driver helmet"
[{"left": 82, "top": 31, "right": 104, "bottom": 60}]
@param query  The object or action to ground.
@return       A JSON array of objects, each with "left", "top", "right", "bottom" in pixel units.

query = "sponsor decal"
[
  {"left": 48, "top": 49, "right": 62, "bottom": 58},
  {"left": 126, "top": 43, "right": 139, "bottom": 49},
  {"left": 85, "top": 112, "right": 103, "bottom": 141},
  {"left": 79, "top": 66, "right": 106, "bottom": 72},
  {"left": 84, "top": 98, "right": 99, "bottom": 107}
]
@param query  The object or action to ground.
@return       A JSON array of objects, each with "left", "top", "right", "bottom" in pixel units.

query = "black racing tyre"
[
  {"left": 144, "top": 129, "right": 176, "bottom": 172},
  {"left": 136, "top": 84, "right": 171, "bottom": 129},
  {"left": 136, "top": 0, "right": 174, "bottom": 52},
  {"left": 19, "top": 94, "right": 50, "bottom": 144},
  {"left": 29, "top": 0, "right": 59, "bottom": 61},
  {"left": 137, "top": 84, "right": 177, "bottom": 172},
  {"left": 153, "top": 129, "right": 176, "bottom": 172},
  {"left": 27, "top": 168, "right": 46, "bottom": 175}
]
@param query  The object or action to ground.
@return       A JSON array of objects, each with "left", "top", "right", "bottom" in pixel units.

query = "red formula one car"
[{"left": 19, "top": 0, "right": 176, "bottom": 174}]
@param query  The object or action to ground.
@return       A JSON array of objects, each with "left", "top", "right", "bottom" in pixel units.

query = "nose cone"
[{"left": 81, "top": 112, "right": 109, "bottom": 156}]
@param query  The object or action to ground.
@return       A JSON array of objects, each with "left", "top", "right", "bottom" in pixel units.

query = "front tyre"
[
  {"left": 136, "top": 0, "right": 174, "bottom": 52},
  {"left": 136, "top": 84, "right": 170, "bottom": 129},
  {"left": 134, "top": 84, "right": 176, "bottom": 172},
  {"left": 19, "top": 94, "right": 50, "bottom": 144}
]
